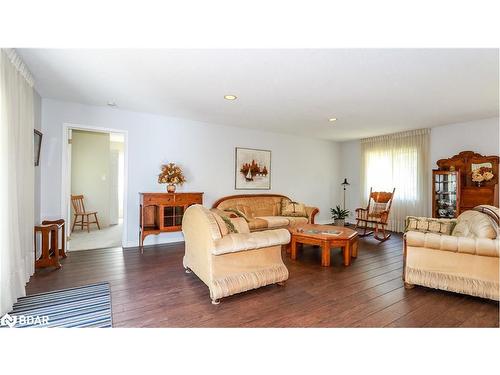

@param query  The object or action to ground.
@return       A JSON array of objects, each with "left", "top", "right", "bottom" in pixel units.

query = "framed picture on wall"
[
  {"left": 235, "top": 147, "right": 271, "bottom": 190},
  {"left": 34, "top": 129, "right": 43, "bottom": 166}
]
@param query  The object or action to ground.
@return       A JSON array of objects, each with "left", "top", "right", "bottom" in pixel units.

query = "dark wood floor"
[{"left": 26, "top": 234, "right": 499, "bottom": 327}]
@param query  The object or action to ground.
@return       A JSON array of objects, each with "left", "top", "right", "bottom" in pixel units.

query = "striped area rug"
[{"left": 2, "top": 282, "right": 112, "bottom": 328}]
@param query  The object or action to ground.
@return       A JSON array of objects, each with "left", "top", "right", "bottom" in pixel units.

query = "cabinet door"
[
  {"left": 161, "top": 205, "right": 176, "bottom": 229},
  {"left": 174, "top": 205, "right": 185, "bottom": 226},
  {"left": 433, "top": 172, "right": 459, "bottom": 218}
]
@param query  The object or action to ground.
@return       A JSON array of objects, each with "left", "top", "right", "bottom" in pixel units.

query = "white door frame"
[{"left": 61, "top": 122, "right": 129, "bottom": 250}]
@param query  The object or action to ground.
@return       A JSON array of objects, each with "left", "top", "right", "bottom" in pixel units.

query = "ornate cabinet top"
[{"left": 436, "top": 151, "right": 499, "bottom": 187}]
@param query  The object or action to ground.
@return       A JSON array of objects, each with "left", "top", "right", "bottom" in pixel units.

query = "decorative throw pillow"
[
  {"left": 405, "top": 216, "right": 457, "bottom": 235},
  {"left": 281, "top": 201, "right": 308, "bottom": 217},
  {"left": 220, "top": 215, "right": 238, "bottom": 234},
  {"left": 225, "top": 207, "right": 252, "bottom": 222},
  {"left": 451, "top": 220, "right": 472, "bottom": 238},
  {"left": 211, "top": 208, "right": 238, "bottom": 219},
  {"left": 229, "top": 217, "right": 250, "bottom": 234},
  {"left": 369, "top": 202, "right": 387, "bottom": 216},
  {"left": 280, "top": 198, "right": 291, "bottom": 214},
  {"left": 211, "top": 211, "right": 238, "bottom": 236}
]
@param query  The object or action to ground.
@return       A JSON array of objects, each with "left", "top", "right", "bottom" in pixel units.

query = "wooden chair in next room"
[{"left": 71, "top": 194, "right": 101, "bottom": 233}]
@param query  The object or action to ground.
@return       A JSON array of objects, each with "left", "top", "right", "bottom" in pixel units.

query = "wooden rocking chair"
[{"left": 355, "top": 188, "right": 395, "bottom": 242}]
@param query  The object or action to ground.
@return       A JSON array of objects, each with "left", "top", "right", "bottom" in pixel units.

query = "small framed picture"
[
  {"left": 235, "top": 147, "right": 271, "bottom": 190},
  {"left": 34, "top": 129, "right": 42, "bottom": 166}
]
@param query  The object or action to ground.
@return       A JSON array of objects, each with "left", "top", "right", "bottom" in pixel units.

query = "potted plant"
[
  {"left": 331, "top": 205, "right": 350, "bottom": 226},
  {"left": 158, "top": 162, "right": 186, "bottom": 193}
]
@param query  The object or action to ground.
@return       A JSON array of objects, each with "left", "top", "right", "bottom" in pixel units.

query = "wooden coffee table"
[{"left": 288, "top": 224, "right": 358, "bottom": 267}]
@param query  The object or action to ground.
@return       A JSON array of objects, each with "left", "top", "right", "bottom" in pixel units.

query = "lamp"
[{"left": 341, "top": 178, "right": 350, "bottom": 210}]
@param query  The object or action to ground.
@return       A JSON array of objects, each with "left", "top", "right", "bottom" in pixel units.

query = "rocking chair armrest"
[{"left": 355, "top": 207, "right": 367, "bottom": 212}]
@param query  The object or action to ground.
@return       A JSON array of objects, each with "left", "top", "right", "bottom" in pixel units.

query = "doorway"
[{"left": 62, "top": 125, "right": 127, "bottom": 251}]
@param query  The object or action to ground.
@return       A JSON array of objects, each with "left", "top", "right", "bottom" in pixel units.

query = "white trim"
[{"left": 61, "top": 122, "right": 129, "bottom": 250}]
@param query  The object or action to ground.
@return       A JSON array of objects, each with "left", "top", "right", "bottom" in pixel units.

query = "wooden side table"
[
  {"left": 34, "top": 219, "right": 67, "bottom": 270},
  {"left": 139, "top": 192, "right": 203, "bottom": 253}
]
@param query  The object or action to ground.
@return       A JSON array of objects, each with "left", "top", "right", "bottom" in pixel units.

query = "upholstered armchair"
[
  {"left": 404, "top": 205, "right": 499, "bottom": 301},
  {"left": 182, "top": 204, "right": 291, "bottom": 304}
]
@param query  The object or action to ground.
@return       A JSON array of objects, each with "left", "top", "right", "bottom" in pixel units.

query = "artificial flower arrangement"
[
  {"left": 471, "top": 167, "right": 494, "bottom": 187},
  {"left": 158, "top": 162, "right": 186, "bottom": 192}
]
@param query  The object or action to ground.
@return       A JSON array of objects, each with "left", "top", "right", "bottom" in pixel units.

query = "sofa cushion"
[
  {"left": 405, "top": 216, "right": 457, "bottom": 235},
  {"left": 452, "top": 210, "right": 497, "bottom": 239},
  {"left": 283, "top": 216, "right": 308, "bottom": 226},
  {"left": 256, "top": 216, "right": 290, "bottom": 228},
  {"left": 406, "top": 231, "right": 499, "bottom": 257},
  {"left": 212, "top": 229, "right": 291, "bottom": 255},
  {"left": 281, "top": 201, "right": 308, "bottom": 217},
  {"left": 248, "top": 218, "right": 269, "bottom": 231}
]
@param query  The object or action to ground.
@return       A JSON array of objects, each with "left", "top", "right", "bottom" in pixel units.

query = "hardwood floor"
[{"left": 26, "top": 234, "right": 499, "bottom": 327}]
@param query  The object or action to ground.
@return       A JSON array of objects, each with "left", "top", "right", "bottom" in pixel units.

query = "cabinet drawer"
[
  {"left": 143, "top": 195, "right": 175, "bottom": 205},
  {"left": 175, "top": 194, "right": 202, "bottom": 205}
]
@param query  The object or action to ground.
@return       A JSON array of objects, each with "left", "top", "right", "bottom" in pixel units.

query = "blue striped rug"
[{"left": 1, "top": 282, "right": 112, "bottom": 328}]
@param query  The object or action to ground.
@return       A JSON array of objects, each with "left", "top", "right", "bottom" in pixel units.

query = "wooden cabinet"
[
  {"left": 435, "top": 151, "right": 499, "bottom": 217},
  {"left": 432, "top": 170, "right": 460, "bottom": 218},
  {"left": 139, "top": 192, "right": 203, "bottom": 252}
]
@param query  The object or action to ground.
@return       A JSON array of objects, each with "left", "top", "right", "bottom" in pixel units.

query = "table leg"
[
  {"left": 52, "top": 228, "right": 62, "bottom": 269},
  {"left": 60, "top": 222, "right": 67, "bottom": 258},
  {"left": 343, "top": 241, "right": 351, "bottom": 266},
  {"left": 291, "top": 237, "right": 298, "bottom": 260},
  {"left": 321, "top": 241, "right": 330, "bottom": 266},
  {"left": 351, "top": 238, "right": 358, "bottom": 258}
]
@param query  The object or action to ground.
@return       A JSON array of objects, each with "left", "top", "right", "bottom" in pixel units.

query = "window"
[
  {"left": 364, "top": 147, "right": 418, "bottom": 202},
  {"left": 361, "top": 129, "right": 430, "bottom": 232}
]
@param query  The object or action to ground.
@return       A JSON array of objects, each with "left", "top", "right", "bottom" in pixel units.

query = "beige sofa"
[
  {"left": 212, "top": 194, "right": 319, "bottom": 231},
  {"left": 404, "top": 205, "right": 499, "bottom": 301},
  {"left": 182, "top": 204, "right": 291, "bottom": 304}
]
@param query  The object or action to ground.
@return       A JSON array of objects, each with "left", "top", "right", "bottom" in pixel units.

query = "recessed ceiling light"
[
  {"left": 107, "top": 101, "right": 117, "bottom": 107},
  {"left": 329, "top": 118, "right": 337, "bottom": 122},
  {"left": 224, "top": 95, "right": 237, "bottom": 100}
]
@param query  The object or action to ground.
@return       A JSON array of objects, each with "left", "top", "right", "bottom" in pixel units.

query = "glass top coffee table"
[{"left": 288, "top": 223, "right": 358, "bottom": 267}]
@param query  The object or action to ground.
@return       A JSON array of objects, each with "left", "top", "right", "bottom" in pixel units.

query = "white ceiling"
[{"left": 18, "top": 49, "right": 499, "bottom": 141}]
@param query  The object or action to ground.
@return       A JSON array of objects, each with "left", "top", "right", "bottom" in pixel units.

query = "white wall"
[
  {"left": 339, "top": 117, "right": 500, "bottom": 221},
  {"left": 41, "top": 99, "right": 340, "bottom": 247},
  {"left": 430, "top": 117, "right": 499, "bottom": 165},
  {"left": 71, "top": 130, "right": 111, "bottom": 227}
]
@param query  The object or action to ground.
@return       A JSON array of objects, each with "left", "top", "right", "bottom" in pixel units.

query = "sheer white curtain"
[
  {"left": 361, "top": 128, "right": 430, "bottom": 232},
  {"left": 0, "top": 49, "right": 35, "bottom": 315}
]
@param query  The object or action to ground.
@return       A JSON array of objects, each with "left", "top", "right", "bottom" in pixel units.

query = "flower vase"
[
  {"left": 167, "top": 184, "right": 176, "bottom": 193},
  {"left": 475, "top": 181, "right": 482, "bottom": 188}
]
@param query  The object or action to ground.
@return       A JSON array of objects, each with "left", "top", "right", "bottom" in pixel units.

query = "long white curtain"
[
  {"left": 0, "top": 49, "right": 35, "bottom": 315},
  {"left": 361, "top": 128, "right": 430, "bottom": 232}
]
